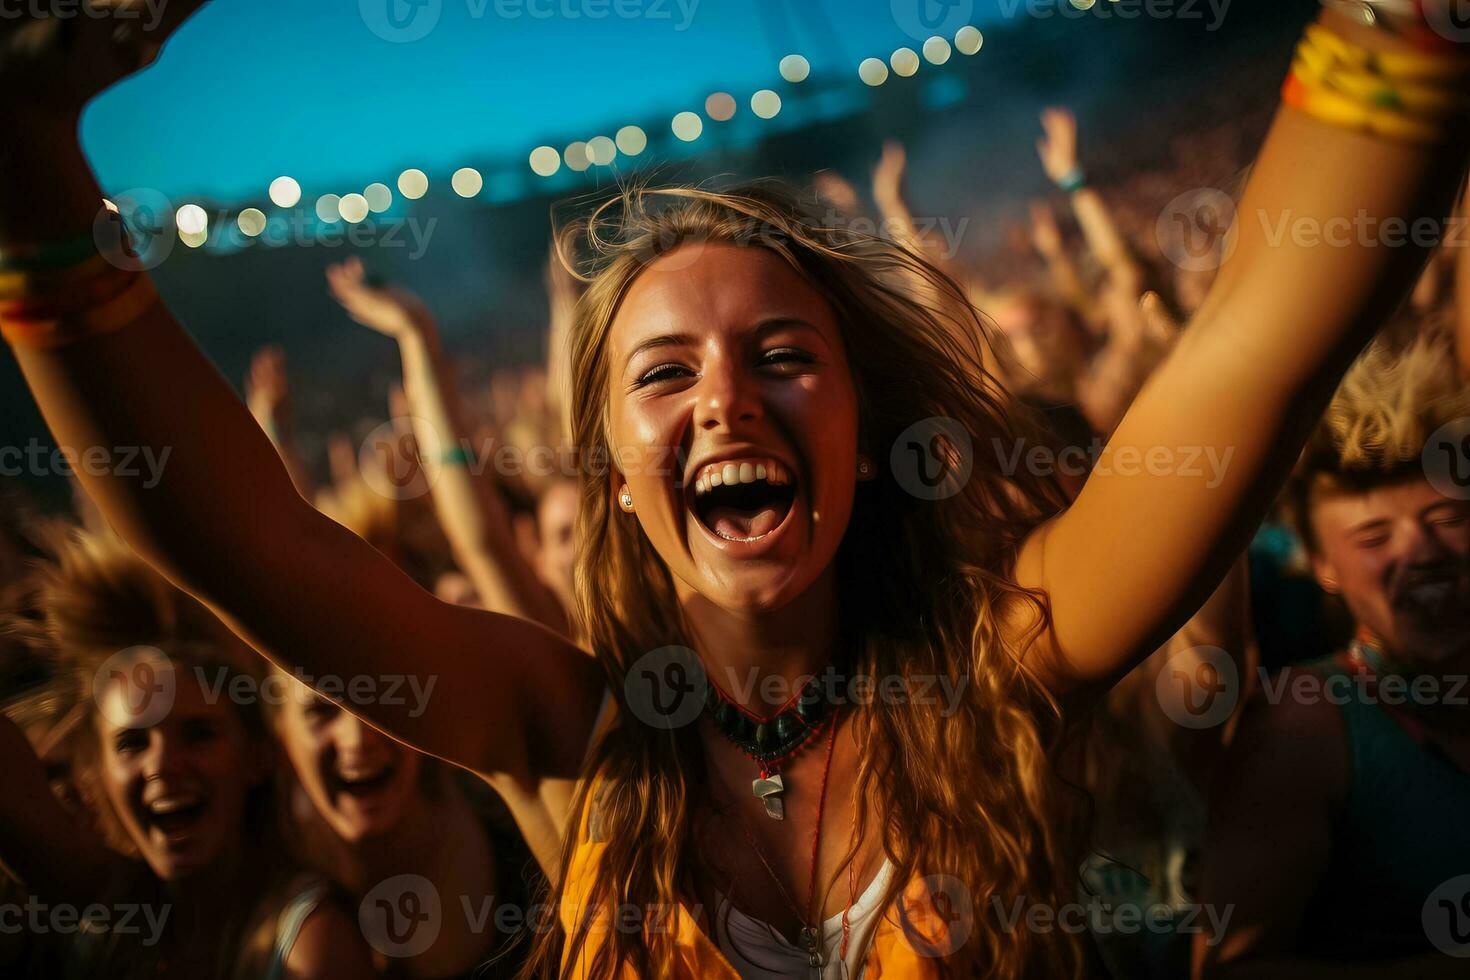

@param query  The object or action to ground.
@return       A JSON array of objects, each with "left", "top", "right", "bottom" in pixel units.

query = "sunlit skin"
[
  {"left": 1308, "top": 477, "right": 1470, "bottom": 671},
  {"left": 605, "top": 242, "right": 888, "bottom": 932},
  {"left": 95, "top": 670, "right": 269, "bottom": 881},
  {"left": 271, "top": 676, "right": 423, "bottom": 843},
  {"left": 607, "top": 243, "right": 862, "bottom": 617}
]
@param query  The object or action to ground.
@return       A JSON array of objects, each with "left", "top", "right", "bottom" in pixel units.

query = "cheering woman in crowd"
[
  {"left": 3, "top": 2, "right": 1469, "bottom": 977},
  {"left": 0, "top": 527, "right": 375, "bottom": 978}
]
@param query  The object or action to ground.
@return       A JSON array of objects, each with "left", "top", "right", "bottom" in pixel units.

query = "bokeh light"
[
  {"left": 705, "top": 92, "right": 737, "bottom": 122},
  {"left": 587, "top": 136, "right": 617, "bottom": 166},
  {"left": 671, "top": 111, "right": 703, "bottom": 141},
  {"left": 779, "top": 54, "right": 810, "bottom": 83},
  {"left": 615, "top": 125, "right": 647, "bottom": 156},
  {"left": 237, "top": 208, "right": 267, "bottom": 236},
  {"left": 316, "top": 194, "right": 342, "bottom": 222},
  {"left": 529, "top": 145, "right": 561, "bottom": 176},
  {"left": 751, "top": 89, "right": 782, "bottom": 119},
  {"left": 859, "top": 58, "right": 889, "bottom": 86},
  {"left": 339, "top": 193, "right": 370, "bottom": 222},
  {"left": 397, "top": 169, "right": 429, "bottom": 200},
  {"left": 923, "top": 36, "right": 952, "bottom": 65},
  {"left": 564, "top": 141, "right": 591, "bottom": 172},
  {"left": 955, "top": 26, "right": 984, "bottom": 55},
  {"left": 268, "top": 176, "right": 301, "bottom": 209},
  {"left": 451, "top": 168, "right": 483, "bottom": 197},
  {"left": 891, "top": 47, "right": 920, "bottom": 77},
  {"left": 364, "top": 183, "right": 393, "bottom": 212},
  {"left": 176, "top": 204, "right": 208, "bottom": 235}
]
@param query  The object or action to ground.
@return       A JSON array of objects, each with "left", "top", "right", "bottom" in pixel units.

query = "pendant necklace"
[
  {"left": 724, "top": 717, "right": 842, "bottom": 972},
  {"left": 703, "top": 667, "right": 838, "bottom": 820}
]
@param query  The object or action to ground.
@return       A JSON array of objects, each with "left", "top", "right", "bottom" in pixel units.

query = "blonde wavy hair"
[
  {"left": 523, "top": 183, "right": 1090, "bottom": 978},
  {"left": 1287, "top": 333, "right": 1470, "bottom": 551}
]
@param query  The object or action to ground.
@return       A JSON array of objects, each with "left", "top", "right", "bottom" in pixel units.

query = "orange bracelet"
[
  {"left": 0, "top": 263, "right": 139, "bottom": 320},
  {"left": 0, "top": 274, "right": 160, "bottom": 349}
]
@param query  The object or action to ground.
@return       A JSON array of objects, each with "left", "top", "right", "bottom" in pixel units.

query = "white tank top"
[{"left": 714, "top": 859, "right": 895, "bottom": 980}]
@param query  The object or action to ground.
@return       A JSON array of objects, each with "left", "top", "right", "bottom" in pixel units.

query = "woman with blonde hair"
[{"left": 3, "top": 3, "right": 1470, "bottom": 976}]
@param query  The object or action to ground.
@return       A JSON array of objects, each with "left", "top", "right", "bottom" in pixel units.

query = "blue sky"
[{"left": 82, "top": 0, "right": 1000, "bottom": 202}]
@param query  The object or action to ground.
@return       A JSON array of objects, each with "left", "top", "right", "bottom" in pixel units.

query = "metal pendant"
[
  {"left": 799, "top": 924, "right": 825, "bottom": 968},
  {"left": 752, "top": 773, "right": 785, "bottom": 820}
]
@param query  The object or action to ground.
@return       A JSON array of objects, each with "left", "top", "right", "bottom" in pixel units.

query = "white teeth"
[
  {"left": 339, "top": 766, "right": 387, "bottom": 784},
  {"left": 148, "top": 794, "right": 203, "bottom": 815},
  {"left": 690, "top": 458, "right": 794, "bottom": 496}
]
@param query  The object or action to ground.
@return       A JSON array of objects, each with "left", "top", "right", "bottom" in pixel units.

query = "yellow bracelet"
[
  {"left": 1296, "top": 42, "right": 1470, "bottom": 116},
  {"left": 0, "top": 274, "right": 160, "bottom": 350},
  {"left": 1304, "top": 23, "right": 1470, "bottom": 83},
  {"left": 1284, "top": 69, "right": 1445, "bottom": 143}
]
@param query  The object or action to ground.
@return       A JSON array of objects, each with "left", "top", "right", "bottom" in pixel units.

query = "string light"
[
  {"left": 268, "top": 176, "right": 301, "bottom": 209},
  {"left": 339, "top": 193, "right": 371, "bottom": 222},
  {"left": 587, "top": 136, "right": 617, "bottom": 166},
  {"left": 751, "top": 89, "right": 782, "bottom": 119},
  {"left": 530, "top": 145, "right": 561, "bottom": 176},
  {"left": 891, "top": 47, "right": 920, "bottom": 77},
  {"left": 316, "top": 194, "right": 342, "bottom": 222},
  {"left": 955, "top": 26, "right": 984, "bottom": 55},
  {"left": 364, "top": 183, "right": 393, "bottom": 212},
  {"left": 671, "top": 111, "right": 703, "bottom": 141},
  {"left": 705, "top": 92, "right": 736, "bottom": 122},
  {"left": 451, "top": 168, "right": 483, "bottom": 197},
  {"left": 859, "top": 58, "right": 889, "bottom": 86},
  {"left": 922, "top": 36, "right": 952, "bottom": 65},
  {"left": 615, "top": 125, "right": 647, "bottom": 156},
  {"left": 397, "top": 170, "right": 429, "bottom": 200},
  {"left": 237, "top": 208, "right": 267, "bottom": 236},
  {"left": 779, "top": 54, "right": 810, "bottom": 83}
]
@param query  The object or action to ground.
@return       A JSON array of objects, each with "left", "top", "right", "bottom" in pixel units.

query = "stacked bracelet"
[
  {"left": 1283, "top": 22, "right": 1470, "bottom": 143},
  {"left": 1054, "top": 167, "right": 1088, "bottom": 193},
  {"left": 0, "top": 220, "right": 158, "bottom": 350}
]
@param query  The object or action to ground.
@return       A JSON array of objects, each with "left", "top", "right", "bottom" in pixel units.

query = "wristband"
[
  {"left": 0, "top": 274, "right": 160, "bottom": 349},
  {"left": 1054, "top": 167, "right": 1087, "bottom": 193}
]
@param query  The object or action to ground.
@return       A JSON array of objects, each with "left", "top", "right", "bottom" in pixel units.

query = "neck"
[
  {"left": 352, "top": 783, "right": 462, "bottom": 889},
  {"left": 681, "top": 567, "right": 841, "bottom": 713}
]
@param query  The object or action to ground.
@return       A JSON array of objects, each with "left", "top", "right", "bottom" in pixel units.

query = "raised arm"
[
  {"left": 0, "top": 7, "right": 600, "bottom": 826},
  {"left": 326, "top": 258, "right": 570, "bottom": 634},
  {"left": 244, "top": 344, "right": 315, "bottom": 497},
  {"left": 1037, "top": 107, "right": 1147, "bottom": 303},
  {"left": 1013, "top": 11, "right": 1470, "bottom": 690}
]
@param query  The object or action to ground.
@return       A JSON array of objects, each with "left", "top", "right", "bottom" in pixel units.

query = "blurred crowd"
[{"left": 3, "top": 91, "right": 1469, "bottom": 980}]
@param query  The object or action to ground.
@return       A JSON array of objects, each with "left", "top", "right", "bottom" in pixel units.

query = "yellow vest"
[{"left": 557, "top": 771, "right": 961, "bottom": 978}]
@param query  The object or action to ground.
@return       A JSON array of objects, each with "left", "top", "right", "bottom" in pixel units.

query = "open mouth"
[
  {"left": 690, "top": 459, "right": 797, "bottom": 543},
  {"left": 333, "top": 763, "right": 396, "bottom": 798},
  {"left": 145, "top": 792, "right": 208, "bottom": 837}
]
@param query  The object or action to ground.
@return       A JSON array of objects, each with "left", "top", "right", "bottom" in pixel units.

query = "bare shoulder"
[{"left": 281, "top": 900, "right": 378, "bottom": 980}]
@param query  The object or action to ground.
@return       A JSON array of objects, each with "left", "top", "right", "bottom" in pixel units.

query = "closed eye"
[{"left": 759, "top": 347, "right": 816, "bottom": 370}]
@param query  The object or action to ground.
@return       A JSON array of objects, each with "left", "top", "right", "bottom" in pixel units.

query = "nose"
[
  {"left": 692, "top": 354, "right": 762, "bottom": 433},
  {"left": 142, "top": 729, "right": 185, "bottom": 782},
  {"left": 332, "top": 712, "right": 386, "bottom": 762}
]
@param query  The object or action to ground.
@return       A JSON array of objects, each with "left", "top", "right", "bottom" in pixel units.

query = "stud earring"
[
  {"left": 857, "top": 454, "right": 874, "bottom": 479},
  {"left": 618, "top": 487, "right": 634, "bottom": 512}
]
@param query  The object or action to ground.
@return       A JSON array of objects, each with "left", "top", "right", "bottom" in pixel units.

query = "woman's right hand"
[{"left": 327, "top": 257, "right": 432, "bottom": 340}]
